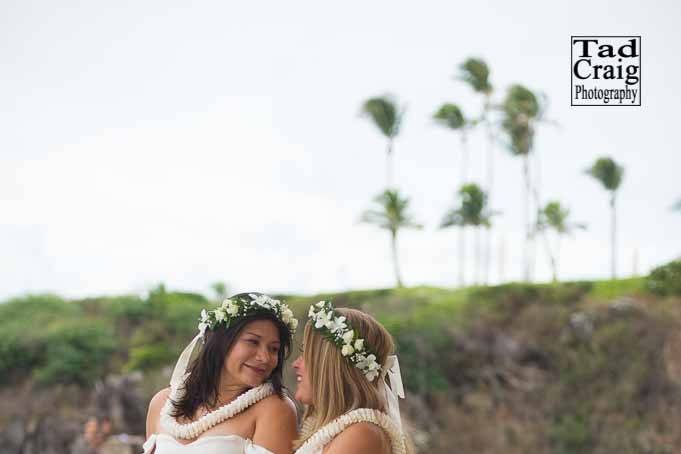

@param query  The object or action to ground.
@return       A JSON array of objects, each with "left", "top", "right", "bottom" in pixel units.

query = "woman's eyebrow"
[{"left": 244, "top": 331, "right": 281, "bottom": 343}]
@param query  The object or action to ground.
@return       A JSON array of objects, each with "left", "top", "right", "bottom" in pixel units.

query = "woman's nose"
[
  {"left": 255, "top": 347, "right": 272, "bottom": 363},
  {"left": 292, "top": 356, "right": 301, "bottom": 369}
]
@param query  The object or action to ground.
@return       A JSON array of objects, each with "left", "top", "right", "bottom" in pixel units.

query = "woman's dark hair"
[{"left": 170, "top": 292, "right": 292, "bottom": 419}]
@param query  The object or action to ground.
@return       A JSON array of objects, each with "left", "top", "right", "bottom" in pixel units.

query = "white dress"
[
  {"left": 142, "top": 384, "right": 278, "bottom": 454},
  {"left": 294, "top": 408, "right": 406, "bottom": 454},
  {"left": 142, "top": 433, "right": 275, "bottom": 454}
]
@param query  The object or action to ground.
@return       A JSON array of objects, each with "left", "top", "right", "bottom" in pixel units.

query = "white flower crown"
[
  {"left": 308, "top": 301, "right": 381, "bottom": 381},
  {"left": 198, "top": 293, "right": 298, "bottom": 337}
]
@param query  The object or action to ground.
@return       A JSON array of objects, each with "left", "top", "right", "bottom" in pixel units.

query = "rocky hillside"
[{"left": 2, "top": 263, "right": 681, "bottom": 453}]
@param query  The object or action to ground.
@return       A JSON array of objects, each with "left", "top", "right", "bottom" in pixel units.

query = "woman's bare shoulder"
[
  {"left": 254, "top": 393, "right": 297, "bottom": 419},
  {"left": 252, "top": 393, "right": 297, "bottom": 454},
  {"left": 324, "top": 421, "right": 390, "bottom": 454},
  {"left": 149, "top": 387, "right": 172, "bottom": 410},
  {"left": 146, "top": 387, "right": 171, "bottom": 437}
]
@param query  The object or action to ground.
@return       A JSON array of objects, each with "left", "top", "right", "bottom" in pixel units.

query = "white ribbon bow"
[
  {"left": 381, "top": 355, "right": 405, "bottom": 430},
  {"left": 141, "top": 433, "right": 157, "bottom": 454}
]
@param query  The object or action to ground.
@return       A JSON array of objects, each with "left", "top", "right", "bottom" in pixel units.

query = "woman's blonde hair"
[{"left": 294, "top": 307, "right": 395, "bottom": 449}]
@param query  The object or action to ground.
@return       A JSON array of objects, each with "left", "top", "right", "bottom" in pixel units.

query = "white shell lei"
[
  {"left": 160, "top": 383, "right": 274, "bottom": 439},
  {"left": 295, "top": 408, "right": 406, "bottom": 454}
]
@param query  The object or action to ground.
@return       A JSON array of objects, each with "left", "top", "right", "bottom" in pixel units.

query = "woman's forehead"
[{"left": 242, "top": 319, "right": 280, "bottom": 338}]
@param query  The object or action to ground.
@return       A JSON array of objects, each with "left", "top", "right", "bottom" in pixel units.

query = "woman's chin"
[
  {"left": 245, "top": 376, "right": 265, "bottom": 387},
  {"left": 294, "top": 390, "right": 310, "bottom": 404},
  {"left": 239, "top": 366, "right": 270, "bottom": 386}
]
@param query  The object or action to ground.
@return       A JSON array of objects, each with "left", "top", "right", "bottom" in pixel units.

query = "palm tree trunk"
[
  {"left": 386, "top": 140, "right": 394, "bottom": 189},
  {"left": 484, "top": 112, "right": 494, "bottom": 286},
  {"left": 391, "top": 230, "right": 403, "bottom": 287},
  {"left": 458, "top": 226, "right": 465, "bottom": 287},
  {"left": 458, "top": 133, "right": 469, "bottom": 288},
  {"left": 461, "top": 133, "right": 469, "bottom": 183},
  {"left": 556, "top": 235, "right": 562, "bottom": 282},
  {"left": 610, "top": 192, "right": 617, "bottom": 279},
  {"left": 475, "top": 227, "right": 481, "bottom": 285},
  {"left": 522, "top": 154, "right": 531, "bottom": 282},
  {"left": 528, "top": 151, "right": 542, "bottom": 282},
  {"left": 498, "top": 234, "right": 506, "bottom": 283},
  {"left": 539, "top": 228, "right": 557, "bottom": 282}
]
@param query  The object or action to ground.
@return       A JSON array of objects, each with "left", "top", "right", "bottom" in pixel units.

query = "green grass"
[{"left": 588, "top": 277, "right": 645, "bottom": 300}]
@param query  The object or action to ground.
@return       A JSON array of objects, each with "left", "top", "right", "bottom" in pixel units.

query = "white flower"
[
  {"left": 198, "top": 322, "right": 209, "bottom": 338},
  {"left": 290, "top": 318, "right": 299, "bottom": 331},
  {"left": 328, "top": 316, "right": 347, "bottom": 334},
  {"left": 281, "top": 307, "right": 294, "bottom": 323},
  {"left": 356, "top": 353, "right": 377, "bottom": 370},
  {"left": 341, "top": 344, "right": 355, "bottom": 356},
  {"left": 308, "top": 306, "right": 317, "bottom": 318},
  {"left": 365, "top": 369, "right": 380, "bottom": 381},
  {"left": 316, "top": 301, "right": 327, "bottom": 308},
  {"left": 354, "top": 339, "right": 364, "bottom": 351},
  {"left": 224, "top": 301, "right": 239, "bottom": 316},
  {"left": 315, "top": 310, "right": 332, "bottom": 329},
  {"left": 251, "top": 295, "right": 267, "bottom": 307},
  {"left": 200, "top": 309, "right": 209, "bottom": 322},
  {"left": 214, "top": 308, "right": 227, "bottom": 322},
  {"left": 341, "top": 330, "right": 354, "bottom": 344}
]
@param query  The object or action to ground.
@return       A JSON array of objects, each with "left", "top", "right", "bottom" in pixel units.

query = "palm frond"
[
  {"left": 458, "top": 58, "right": 492, "bottom": 94},
  {"left": 440, "top": 209, "right": 465, "bottom": 228},
  {"left": 433, "top": 103, "right": 466, "bottom": 130},
  {"left": 361, "top": 96, "right": 402, "bottom": 139},
  {"left": 503, "top": 84, "right": 540, "bottom": 119},
  {"left": 441, "top": 183, "right": 495, "bottom": 228},
  {"left": 360, "top": 189, "right": 421, "bottom": 233},
  {"left": 585, "top": 157, "right": 624, "bottom": 191},
  {"left": 537, "top": 201, "right": 585, "bottom": 235}
]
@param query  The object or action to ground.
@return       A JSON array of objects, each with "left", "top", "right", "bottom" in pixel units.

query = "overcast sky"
[{"left": 2, "top": 0, "right": 680, "bottom": 300}]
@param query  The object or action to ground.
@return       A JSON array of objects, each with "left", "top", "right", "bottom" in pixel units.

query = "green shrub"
[
  {"left": 550, "top": 414, "right": 593, "bottom": 454},
  {"left": 0, "top": 333, "right": 44, "bottom": 384},
  {"left": 33, "top": 320, "right": 117, "bottom": 386},
  {"left": 148, "top": 291, "right": 208, "bottom": 339},
  {"left": 646, "top": 260, "right": 681, "bottom": 296},
  {"left": 392, "top": 323, "right": 450, "bottom": 393},
  {"left": 125, "top": 344, "right": 177, "bottom": 372},
  {"left": 0, "top": 294, "right": 79, "bottom": 327},
  {"left": 470, "top": 281, "right": 592, "bottom": 308},
  {"left": 0, "top": 294, "right": 81, "bottom": 384}
]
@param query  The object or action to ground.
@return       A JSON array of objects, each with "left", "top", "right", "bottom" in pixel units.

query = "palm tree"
[
  {"left": 433, "top": 103, "right": 471, "bottom": 287},
  {"left": 433, "top": 103, "right": 471, "bottom": 183},
  {"left": 459, "top": 57, "right": 495, "bottom": 284},
  {"left": 501, "top": 84, "right": 540, "bottom": 282},
  {"left": 536, "top": 201, "right": 586, "bottom": 282},
  {"left": 459, "top": 58, "right": 493, "bottom": 95},
  {"left": 361, "top": 189, "right": 422, "bottom": 287},
  {"left": 585, "top": 157, "right": 624, "bottom": 279},
  {"left": 361, "top": 96, "right": 403, "bottom": 189},
  {"left": 441, "top": 183, "right": 495, "bottom": 285}
]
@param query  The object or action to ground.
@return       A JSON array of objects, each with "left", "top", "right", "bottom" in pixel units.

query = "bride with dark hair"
[{"left": 143, "top": 292, "right": 299, "bottom": 454}]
